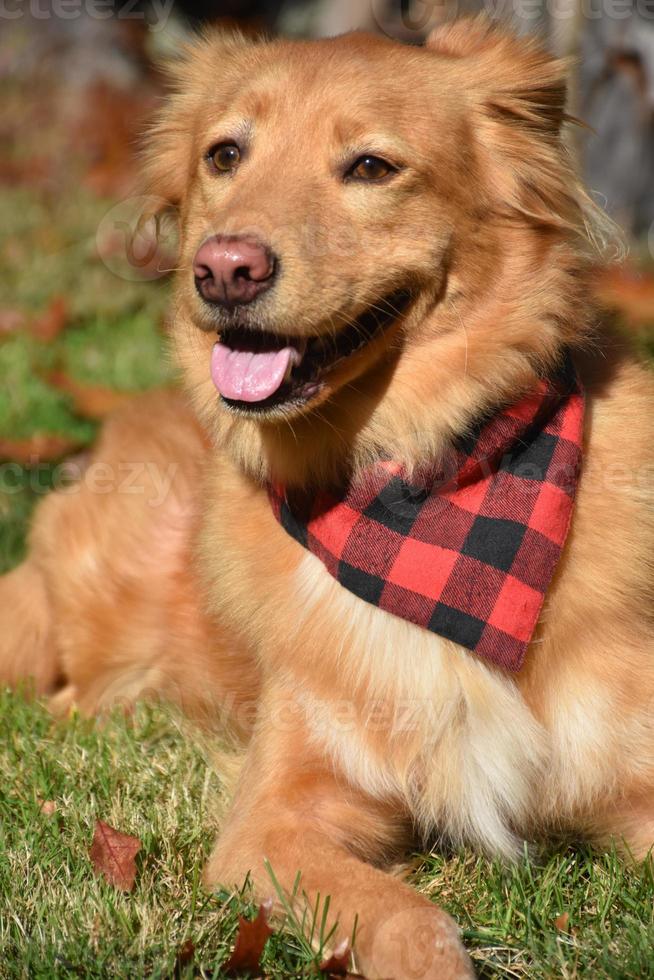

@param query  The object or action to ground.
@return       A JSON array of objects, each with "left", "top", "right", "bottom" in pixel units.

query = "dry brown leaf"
[
  {"left": 31, "top": 296, "right": 69, "bottom": 343},
  {"left": 224, "top": 899, "right": 274, "bottom": 975},
  {"left": 88, "top": 819, "right": 141, "bottom": 892},
  {"left": 319, "top": 939, "right": 372, "bottom": 978},
  {"left": 554, "top": 912, "right": 570, "bottom": 932},
  {"left": 0, "top": 433, "right": 83, "bottom": 464},
  {"left": 174, "top": 938, "right": 195, "bottom": 974},
  {"left": 46, "top": 370, "right": 139, "bottom": 420},
  {"left": 320, "top": 940, "right": 354, "bottom": 976}
]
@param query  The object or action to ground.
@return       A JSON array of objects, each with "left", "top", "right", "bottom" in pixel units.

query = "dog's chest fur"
[
  {"left": 203, "top": 460, "right": 562, "bottom": 856},
  {"left": 290, "top": 552, "right": 549, "bottom": 856}
]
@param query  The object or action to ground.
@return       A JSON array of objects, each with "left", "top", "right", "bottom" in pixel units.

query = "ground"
[
  {"left": 2, "top": 22, "right": 654, "bottom": 980},
  {"left": 2, "top": 692, "right": 654, "bottom": 978}
]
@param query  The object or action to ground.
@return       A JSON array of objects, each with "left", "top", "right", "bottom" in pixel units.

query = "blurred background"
[{"left": 1, "top": 0, "right": 654, "bottom": 572}]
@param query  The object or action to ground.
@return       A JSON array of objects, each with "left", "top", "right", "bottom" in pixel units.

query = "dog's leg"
[
  {"left": 0, "top": 392, "right": 260, "bottom": 734},
  {"left": 589, "top": 791, "right": 654, "bottom": 861},
  {"left": 0, "top": 559, "right": 59, "bottom": 694},
  {"left": 205, "top": 682, "right": 474, "bottom": 980}
]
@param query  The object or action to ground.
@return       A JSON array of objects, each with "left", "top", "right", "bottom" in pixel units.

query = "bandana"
[{"left": 269, "top": 354, "right": 584, "bottom": 672}]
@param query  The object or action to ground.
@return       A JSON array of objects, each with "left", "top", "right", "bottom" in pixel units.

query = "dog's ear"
[
  {"left": 140, "top": 30, "right": 252, "bottom": 211},
  {"left": 426, "top": 17, "right": 567, "bottom": 135},
  {"left": 426, "top": 17, "right": 579, "bottom": 231}
]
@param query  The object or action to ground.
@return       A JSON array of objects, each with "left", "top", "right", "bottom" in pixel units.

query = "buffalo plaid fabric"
[{"left": 269, "top": 354, "right": 584, "bottom": 671}]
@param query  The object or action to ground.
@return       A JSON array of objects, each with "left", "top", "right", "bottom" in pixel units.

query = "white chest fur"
[{"left": 289, "top": 553, "right": 549, "bottom": 857}]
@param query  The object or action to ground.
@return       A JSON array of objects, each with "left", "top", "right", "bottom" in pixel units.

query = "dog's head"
[{"left": 145, "top": 18, "right": 602, "bottom": 486}]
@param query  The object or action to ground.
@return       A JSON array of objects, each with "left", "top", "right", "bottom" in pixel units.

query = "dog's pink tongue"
[{"left": 211, "top": 342, "right": 292, "bottom": 402}]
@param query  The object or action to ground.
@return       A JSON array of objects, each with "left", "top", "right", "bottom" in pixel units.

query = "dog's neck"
[{"left": 216, "top": 227, "right": 594, "bottom": 491}]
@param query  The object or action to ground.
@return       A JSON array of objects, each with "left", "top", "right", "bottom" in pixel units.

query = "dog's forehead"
[{"left": 204, "top": 34, "right": 462, "bottom": 144}]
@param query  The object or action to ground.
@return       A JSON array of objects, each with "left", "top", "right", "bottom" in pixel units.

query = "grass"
[
  {"left": 1, "top": 692, "right": 653, "bottom": 978},
  {"left": 0, "top": 691, "right": 325, "bottom": 979},
  {"left": 0, "top": 182, "right": 174, "bottom": 574}
]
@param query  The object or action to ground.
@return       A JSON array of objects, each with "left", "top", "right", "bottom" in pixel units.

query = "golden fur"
[{"left": 3, "top": 18, "right": 654, "bottom": 979}]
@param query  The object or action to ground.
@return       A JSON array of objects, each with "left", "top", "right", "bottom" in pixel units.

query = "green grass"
[
  {"left": 1, "top": 691, "right": 653, "bottom": 979},
  {"left": 0, "top": 181, "right": 175, "bottom": 574}
]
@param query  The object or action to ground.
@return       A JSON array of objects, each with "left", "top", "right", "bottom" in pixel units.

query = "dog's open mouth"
[{"left": 211, "top": 290, "right": 411, "bottom": 413}]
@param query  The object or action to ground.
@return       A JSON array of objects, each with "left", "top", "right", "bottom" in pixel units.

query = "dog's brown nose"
[{"left": 193, "top": 235, "right": 276, "bottom": 308}]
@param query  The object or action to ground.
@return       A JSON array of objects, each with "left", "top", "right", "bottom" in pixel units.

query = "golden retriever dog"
[{"left": 3, "top": 17, "right": 654, "bottom": 979}]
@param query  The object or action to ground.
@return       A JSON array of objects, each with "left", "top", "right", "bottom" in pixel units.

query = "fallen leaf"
[
  {"left": 46, "top": 370, "right": 139, "bottom": 420},
  {"left": 224, "top": 899, "right": 274, "bottom": 975},
  {"left": 554, "top": 911, "right": 570, "bottom": 932},
  {"left": 174, "top": 938, "right": 195, "bottom": 974},
  {"left": 320, "top": 940, "right": 353, "bottom": 976},
  {"left": 30, "top": 296, "right": 69, "bottom": 343},
  {"left": 319, "top": 940, "right": 369, "bottom": 978},
  {"left": 0, "top": 433, "right": 83, "bottom": 464},
  {"left": 88, "top": 819, "right": 141, "bottom": 892}
]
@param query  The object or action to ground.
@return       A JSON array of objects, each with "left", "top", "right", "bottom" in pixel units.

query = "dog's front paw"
[{"left": 364, "top": 904, "right": 474, "bottom": 980}]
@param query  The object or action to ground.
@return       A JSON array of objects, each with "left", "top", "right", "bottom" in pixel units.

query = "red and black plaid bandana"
[{"left": 269, "top": 354, "right": 584, "bottom": 671}]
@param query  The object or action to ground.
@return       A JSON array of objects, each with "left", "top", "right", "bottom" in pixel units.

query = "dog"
[{"left": 3, "top": 17, "right": 654, "bottom": 979}]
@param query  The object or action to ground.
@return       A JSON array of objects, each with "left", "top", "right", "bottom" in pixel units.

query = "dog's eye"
[
  {"left": 348, "top": 155, "right": 396, "bottom": 182},
  {"left": 208, "top": 143, "right": 241, "bottom": 173}
]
